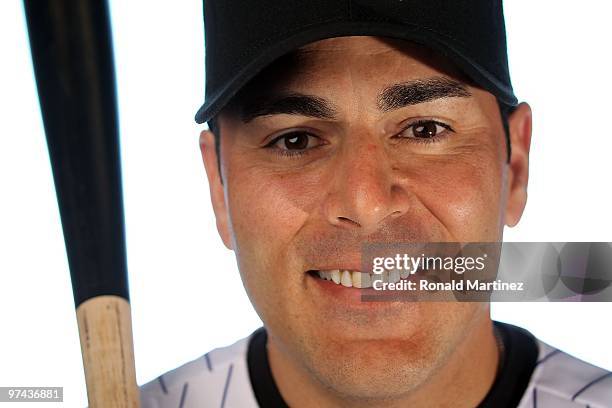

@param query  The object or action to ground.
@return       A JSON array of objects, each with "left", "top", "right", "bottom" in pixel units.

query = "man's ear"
[
  {"left": 200, "top": 130, "right": 233, "bottom": 249},
  {"left": 504, "top": 102, "right": 533, "bottom": 227}
]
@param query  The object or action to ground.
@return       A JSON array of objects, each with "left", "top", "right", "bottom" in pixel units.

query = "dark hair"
[
  {"left": 208, "top": 116, "right": 221, "bottom": 169},
  {"left": 500, "top": 103, "right": 513, "bottom": 162}
]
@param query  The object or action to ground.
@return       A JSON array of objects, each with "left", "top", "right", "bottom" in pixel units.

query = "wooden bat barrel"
[{"left": 23, "top": 1, "right": 139, "bottom": 406}]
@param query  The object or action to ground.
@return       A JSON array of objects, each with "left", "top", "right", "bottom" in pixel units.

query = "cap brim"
[{"left": 195, "top": 21, "right": 518, "bottom": 124}]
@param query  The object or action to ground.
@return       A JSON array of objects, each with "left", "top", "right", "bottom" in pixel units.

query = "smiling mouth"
[{"left": 309, "top": 269, "right": 412, "bottom": 288}]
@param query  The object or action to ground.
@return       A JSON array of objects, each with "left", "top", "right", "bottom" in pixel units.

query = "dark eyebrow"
[
  {"left": 241, "top": 93, "right": 338, "bottom": 123},
  {"left": 377, "top": 77, "right": 471, "bottom": 112}
]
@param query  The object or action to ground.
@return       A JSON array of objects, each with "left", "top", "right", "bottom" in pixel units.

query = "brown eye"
[
  {"left": 411, "top": 122, "right": 446, "bottom": 138},
  {"left": 273, "top": 132, "right": 315, "bottom": 150}
]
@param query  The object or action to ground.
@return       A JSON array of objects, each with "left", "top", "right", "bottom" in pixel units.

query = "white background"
[{"left": 1, "top": 1, "right": 611, "bottom": 406}]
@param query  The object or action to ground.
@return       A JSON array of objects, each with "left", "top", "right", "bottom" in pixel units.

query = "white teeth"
[
  {"left": 371, "top": 270, "right": 388, "bottom": 286},
  {"left": 331, "top": 270, "right": 341, "bottom": 284},
  {"left": 371, "top": 273, "right": 381, "bottom": 286},
  {"left": 352, "top": 271, "right": 373, "bottom": 288},
  {"left": 341, "top": 270, "right": 353, "bottom": 287},
  {"left": 352, "top": 271, "right": 362, "bottom": 288},
  {"left": 389, "top": 269, "right": 400, "bottom": 284},
  {"left": 315, "top": 269, "right": 376, "bottom": 288},
  {"left": 360, "top": 272, "right": 372, "bottom": 288}
]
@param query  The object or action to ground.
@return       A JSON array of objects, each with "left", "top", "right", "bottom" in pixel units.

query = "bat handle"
[{"left": 76, "top": 295, "right": 139, "bottom": 407}]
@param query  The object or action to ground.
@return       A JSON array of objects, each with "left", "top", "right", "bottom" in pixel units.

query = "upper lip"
[{"left": 307, "top": 262, "right": 364, "bottom": 273}]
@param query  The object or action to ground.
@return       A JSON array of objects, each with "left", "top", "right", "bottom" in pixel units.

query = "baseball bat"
[{"left": 23, "top": 1, "right": 139, "bottom": 406}]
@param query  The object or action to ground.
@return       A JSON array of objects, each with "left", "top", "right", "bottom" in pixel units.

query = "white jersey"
[
  {"left": 140, "top": 335, "right": 256, "bottom": 408},
  {"left": 140, "top": 322, "right": 612, "bottom": 408}
]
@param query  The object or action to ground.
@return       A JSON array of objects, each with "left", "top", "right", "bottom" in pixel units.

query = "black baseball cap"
[{"left": 195, "top": 0, "right": 517, "bottom": 124}]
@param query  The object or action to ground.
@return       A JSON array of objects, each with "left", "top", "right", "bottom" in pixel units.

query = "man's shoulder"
[
  {"left": 140, "top": 331, "right": 260, "bottom": 408},
  {"left": 520, "top": 337, "right": 612, "bottom": 407}
]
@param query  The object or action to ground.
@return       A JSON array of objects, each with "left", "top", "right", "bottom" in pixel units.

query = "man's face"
[{"left": 202, "top": 36, "right": 530, "bottom": 400}]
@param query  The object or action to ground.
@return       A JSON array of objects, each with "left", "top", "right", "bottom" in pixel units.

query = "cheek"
[
  {"left": 224, "top": 164, "right": 323, "bottom": 268},
  {"left": 223, "top": 164, "right": 326, "bottom": 326},
  {"left": 407, "top": 155, "right": 504, "bottom": 241}
]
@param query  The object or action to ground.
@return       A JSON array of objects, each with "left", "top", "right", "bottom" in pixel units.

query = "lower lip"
[
  {"left": 306, "top": 272, "right": 424, "bottom": 337},
  {"left": 307, "top": 271, "right": 396, "bottom": 306}
]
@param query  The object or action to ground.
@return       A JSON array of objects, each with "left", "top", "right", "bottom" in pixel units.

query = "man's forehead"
[
  {"left": 293, "top": 36, "right": 465, "bottom": 79},
  {"left": 224, "top": 36, "right": 474, "bottom": 118},
  {"left": 298, "top": 36, "right": 407, "bottom": 55}
]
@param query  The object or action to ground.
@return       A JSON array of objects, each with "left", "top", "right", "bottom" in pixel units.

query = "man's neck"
[{"left": 267, "top": 316, "right": 500, "bottom": 408}]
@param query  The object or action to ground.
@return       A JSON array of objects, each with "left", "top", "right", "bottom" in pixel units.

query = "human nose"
[{"left": 322, "top": 137, "right": 411, "bottom": 234}]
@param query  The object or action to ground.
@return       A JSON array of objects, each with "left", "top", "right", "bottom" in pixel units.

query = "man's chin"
[
  {"left": 309, "top": 308, "right": 428, "bottom": 347},
  {"left": 285, "top": 301, "right": 479, "bottom": 401},
  {"left": 301, "top": 336, "right": 438, "bottom": 403}
]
